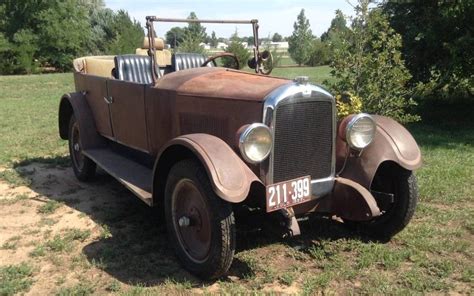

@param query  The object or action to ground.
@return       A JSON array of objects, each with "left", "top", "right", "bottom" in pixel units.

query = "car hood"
[{"left": 155, "top": 67, "right": 291, "bottom": 102}]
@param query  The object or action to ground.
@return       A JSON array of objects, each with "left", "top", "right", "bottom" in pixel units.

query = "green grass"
[
  {"left": 37, "top": 200, "right": 62, "bottom": 214},
  {"left": 0, "top": 73, "right": 71, "bottom": 166},
  {"left": 0, "top": 71, "right": 472, "bottom": 294},
  {"left": 0, "top": 263, "right": 35, "bottom": 296},
  {"left": 272, "top": 65, "right": 333, "bottom": 85}
]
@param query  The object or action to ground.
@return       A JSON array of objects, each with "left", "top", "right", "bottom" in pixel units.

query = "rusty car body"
[{"left": 58, "top": 17, "right": 422, "bottom": 279}]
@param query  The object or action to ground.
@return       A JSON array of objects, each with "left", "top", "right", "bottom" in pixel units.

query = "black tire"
[
  {"left": 164, "top": 159, "right": 235, "bottom": 279},
  {"left": 349, "top": 165, "right": 418, "bottom": 239},
  {"left": 68, "top": 115, "right": 96, "bottom": 181}
]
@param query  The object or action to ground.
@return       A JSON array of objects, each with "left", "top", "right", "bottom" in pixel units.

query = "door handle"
[{"left": 103, "top": 96, "right": 113, "bottom": 104}]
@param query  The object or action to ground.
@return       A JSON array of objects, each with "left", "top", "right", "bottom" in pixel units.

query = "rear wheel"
[
  {"left": 352, "top": 163, "right": 418, "bottom": 238},
  {"left": 68, "top": 115, "right": 96, "bottom": 181},
  {"left": 165, "top": 159, "right": 235, "bottom": 279}
]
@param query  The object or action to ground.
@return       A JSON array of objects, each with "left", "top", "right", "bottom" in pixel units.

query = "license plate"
[{"left": 266, "top": 176, "right": 312, "bottom": 212}]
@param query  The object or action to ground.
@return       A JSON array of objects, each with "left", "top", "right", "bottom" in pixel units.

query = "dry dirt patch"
[{"left": 0, "top": 163, "right": 194, "bottom": 294}]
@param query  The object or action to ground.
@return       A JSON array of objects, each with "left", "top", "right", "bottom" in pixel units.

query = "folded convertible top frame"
[{"left": 145, "top": 16, "right": 261, "bottom": 83}]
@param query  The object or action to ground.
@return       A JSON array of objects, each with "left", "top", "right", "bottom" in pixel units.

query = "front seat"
[
  {"left": 113, "top": 54, "right": 160, "bottom": 84},
  {"left": 172, "top": 53, "right": 214, "bottom": 72}
]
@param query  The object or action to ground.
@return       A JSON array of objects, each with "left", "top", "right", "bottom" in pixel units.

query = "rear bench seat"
[{"left": 73, "top": 56, "right": 115, "bottom": 78}]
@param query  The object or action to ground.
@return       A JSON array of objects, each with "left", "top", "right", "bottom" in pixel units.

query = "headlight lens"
[
  {"left": 239, "top": 123, "right": 272, "bottom": 163},
  {"left": 345, "top": 114, "right": 376, "bottom": 150}
]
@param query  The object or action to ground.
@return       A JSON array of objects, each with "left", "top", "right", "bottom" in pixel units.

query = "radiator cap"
[{"left": 294, "top": 76, "right": 309, "bottom": 84}]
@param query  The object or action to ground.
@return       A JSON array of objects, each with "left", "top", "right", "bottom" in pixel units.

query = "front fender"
[
  {"left": 337, "top": 115, "right": 422, "bottom": 189},
  {"left": 153, "top": 134, "right": 260, "bottom": 204}
]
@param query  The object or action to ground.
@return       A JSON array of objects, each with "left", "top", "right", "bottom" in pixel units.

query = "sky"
[{"left": 104, "top": 0, "right": 356, "bottom": 39}]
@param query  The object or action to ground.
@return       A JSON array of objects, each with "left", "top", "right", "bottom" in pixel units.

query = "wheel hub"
[
  {"left": 178, "top": 216, "right": 191, "bottom": 227},
  {"left": 172, "top": 179, "right": 212, "bottom": 263}
]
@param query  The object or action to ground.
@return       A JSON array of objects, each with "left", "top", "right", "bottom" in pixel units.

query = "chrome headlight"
[
  {"left": 345, "top": 113, "right": 376, "bottom": 150},
  {"left": 239, "top": 123, "right": 272, "bottom": 163}
]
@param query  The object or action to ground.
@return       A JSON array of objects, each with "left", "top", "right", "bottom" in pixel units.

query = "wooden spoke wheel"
[{"left": 165, "top": 159, "right": 235, "bottom": 279}]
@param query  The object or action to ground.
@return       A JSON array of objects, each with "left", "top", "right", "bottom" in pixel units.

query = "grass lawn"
[{"left": 0, "top": 71, "right": 472, "bottom": 294}]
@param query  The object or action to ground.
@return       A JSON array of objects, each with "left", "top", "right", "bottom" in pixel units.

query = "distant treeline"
[{"left": 0, "top": 0, "right": 144, "bottom": 74}]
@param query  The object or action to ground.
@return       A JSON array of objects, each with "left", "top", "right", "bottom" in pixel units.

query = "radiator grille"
[{"left": 273, "top": 101, "right": 333, "bottom": 183}]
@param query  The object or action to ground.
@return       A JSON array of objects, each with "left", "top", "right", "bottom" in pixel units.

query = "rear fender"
[
  {"left": 58, "top": 92, "right": 105, "bottom": 149},
  {"left": 152, "top": 134, "right": 260, "bottom": 205}
]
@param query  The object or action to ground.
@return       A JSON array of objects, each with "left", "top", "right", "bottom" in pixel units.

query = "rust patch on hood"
[{"left": 155, "top": 68, "right": 290, "bottom": 101}]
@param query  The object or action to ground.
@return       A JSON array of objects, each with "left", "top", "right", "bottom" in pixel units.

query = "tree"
[
  {"left": 0, "top": 1, "right": 144, "bottom": 73},
  {"left": 321, "top": 9, "right": 347, "bottom": 42},
  {"left": 245, "top": 36, "right": 254, "bottom": 46},
  {"left": 87, "top": 8, "right": 115, "bottom": 54},
  {"left": 320, "top": 10, "right": 349, "bottom": 64},
  {"left": 306, "top": 39, "right": 330, "bottom": 66},
  {"left": 223, "top": 30, "right": 250, "bottom": 70},
  {"left": 184, "top": 12, "right": 207, "bottom": 43},
  {"left": 177, "top": 35, "right": 206, "bottom": 54},
  {"left": 0, "top": 0, "right": 91, "bottom": 72},
  {"left": 383, "top": 0, "right": 473, "bottom": 99},
  {"left": 210, "top": 31, "right": 218, "bottom": 47},
  {"left": 288, "top": 9, "right": 313, "bottom": 66},
  {"left": 328, "top": 0, "right": 418, "bottom": 123},
  {"left": 165, "top": 27, "right": 185, "bottom": 48},
  {"left": 106, "top": 10, "right": 144, "bottom": 55},
  {"left": 272, "top": 33, "right": 283, "bottom": 42}
]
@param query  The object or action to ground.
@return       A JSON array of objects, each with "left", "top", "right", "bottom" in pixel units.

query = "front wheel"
[
  {"left": 349, "top": 164, "right": 418, "bottom": 239},
  {"left": 165, "top": 159, "right": 235, "bottom": 279}
]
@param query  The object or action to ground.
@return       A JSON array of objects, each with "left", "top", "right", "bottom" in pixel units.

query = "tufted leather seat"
[
  {"left": 113, "top": 54, "right": 159, "bottom": 84},
  {"left": 172, "top": 53, "right": 214, "bottom": 71}
]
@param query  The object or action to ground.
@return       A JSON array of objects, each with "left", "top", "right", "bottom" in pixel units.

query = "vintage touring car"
[{"left": 58, "top": 17, "right": 422, "bottom": 279}]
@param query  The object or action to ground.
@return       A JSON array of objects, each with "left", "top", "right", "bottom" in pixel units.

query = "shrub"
[
  {"left": 327, "top": 0, "right": 419, "bottom": 123},
  {"left": 306, "top": 39, "right": 330, "bottom": 67},
  {"left": 223, "top": 31, "right": 250, "bottom": 70}
]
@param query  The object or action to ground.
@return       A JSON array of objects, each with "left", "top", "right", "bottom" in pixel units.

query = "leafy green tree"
[
  {"left": 223, "top": 30, "right": 250, "bottom": 70},
  {"left": 321, "top": 9, "right": 347, "bottom": 42},
  {"left": 184, "top": 12, "right": 207, "bottom": 43},
  {"left": 87, "top": 8, "right": 115, "bottom": 54},
  {"left": 12, "top": 29, "right": 38, "bottom": 73},
  {"left": 166, "top": 27, "right": 185, "bottom": 48},
  {"left": 383, "top": 0, "right": 473, "bottom": 99},
  {"left": 306, "top": 39, "right": 330, "bottom": 66},
  {"left": 177, "top": 35, "right": 207, "bottom": 54},
  {"left": 106, "top": 10, "right": 144, "bottom": 55},
  {"left": 328, "top": 0, "right": 418, "bottom": 123},
  {"left": 0, "top": 0, "right": 91, "bottom": 72},
  {"left": 288, "top": 9, "right": 313, "bottom": 66},
  {"left": 272, "top": 33, "right": 283, "bottom": 42},
  {"left": 245, "top": 36, "right": 254, "bottom": 46},
  {"left": 210, "top": 31, "right": 218, "bottom": 47}
]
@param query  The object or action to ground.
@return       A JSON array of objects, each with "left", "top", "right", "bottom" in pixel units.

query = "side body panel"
[
  {"left": 74, "top": 72, "right": 113, "bottom": 138},
  {"left": 107, "top": 79, "right": 149, "bottom": 152}
]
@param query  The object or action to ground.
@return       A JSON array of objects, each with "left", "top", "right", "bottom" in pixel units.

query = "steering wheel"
[{"left": 201, "top": 53, "right": 240, "bottom": 69}]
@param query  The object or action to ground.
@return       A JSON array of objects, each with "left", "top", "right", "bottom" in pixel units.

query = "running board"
[{"left": 83, "top": 148, "right": 153, "bottom": 206}]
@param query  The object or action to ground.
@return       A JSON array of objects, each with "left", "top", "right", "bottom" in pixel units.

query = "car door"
[
  {"left": 74, "top": 73, "right": 114, "bottom": 139},
  {"left": 106, "top": 79, "right": 149, "bottom": 152}
]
